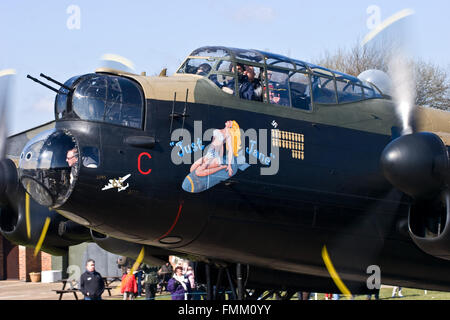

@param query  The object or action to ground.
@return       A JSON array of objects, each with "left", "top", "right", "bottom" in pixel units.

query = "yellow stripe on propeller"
[
  {"left": 25, "top": 192, "right": 31, "bottom": 239},
  {"left": 321, "top": 245, "right": 352, "bottom": 297},
  {"left": 34, "top": 217, "right": 51, "bottom": 257}
]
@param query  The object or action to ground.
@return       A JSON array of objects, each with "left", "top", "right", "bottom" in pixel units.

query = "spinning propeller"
[{"left": 322, "top": 11, "right": 450, "bottom": 294}]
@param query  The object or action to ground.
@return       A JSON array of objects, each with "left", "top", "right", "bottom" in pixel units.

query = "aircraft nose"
[{"left": 18, "top": 129, "right": 79, "bottom": 207}]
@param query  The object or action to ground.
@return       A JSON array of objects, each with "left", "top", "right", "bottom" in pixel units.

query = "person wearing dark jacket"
[{"left": 79, "top": 259, "right": 105, "bottom": 300}]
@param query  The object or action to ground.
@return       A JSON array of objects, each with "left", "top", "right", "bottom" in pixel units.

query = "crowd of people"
[
  {"left": 118, "top": 258, "right": 198, "bottom": 301},
  {"left": 79, "top": 257, "right": 405, "bottom": 301}
]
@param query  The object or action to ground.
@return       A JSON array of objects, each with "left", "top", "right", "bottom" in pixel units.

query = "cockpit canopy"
[
  {"left": 176, "top": 46, "right": 384, "bottom": 110},
  {"left": 55, "top": 73, "right": 144, "bottom": 129}
]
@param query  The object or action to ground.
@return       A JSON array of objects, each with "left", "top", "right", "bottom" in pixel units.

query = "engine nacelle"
[
  {"left": 0, "top": 186, "right": 90, "bottom": 255},
  {"left": 381, "top": 132, "right": 450, "bottom": 260},
  {"left": 409, "top": 191, "right": 450, "bottom": 260}
]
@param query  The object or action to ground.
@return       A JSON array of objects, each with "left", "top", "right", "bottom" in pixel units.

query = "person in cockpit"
[
  {"left": 242, "top": 65, "right": 262, "bottom": 101},
  {"left": 196, "top": 63, "right": 212, "bottom": 76},
  {"left": 221, "top": 64, "right": 260, "bottom": 101},
  {"left": 66, "top": 148, "right": 79, "bottom": 168},
  {"left": 66, "top": 147, "right": 98, "bottom": 169}
]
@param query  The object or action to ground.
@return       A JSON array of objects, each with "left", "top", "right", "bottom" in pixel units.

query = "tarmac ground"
[{"left": 0, "top": 280, "right": 122, "bottom": 300}]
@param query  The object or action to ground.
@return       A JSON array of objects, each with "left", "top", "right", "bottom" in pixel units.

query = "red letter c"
[{"left": 138, "top": 152, "right": 152, "bottom": 175}]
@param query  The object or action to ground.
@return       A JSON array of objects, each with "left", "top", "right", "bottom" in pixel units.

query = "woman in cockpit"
[{"left": 189, "top": 120, "right": 241, "bottom": 177}]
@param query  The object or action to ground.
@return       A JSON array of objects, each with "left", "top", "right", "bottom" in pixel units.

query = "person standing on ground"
[
  {"left": 79, "top": 259, "right": 105, "bottom": 300},
  {"left": 167, "top": 265, "right": 191, "bottom": 300},
  {"left": 134, "top": 264, "right": 144, "bottom": 297},
  {"left": 143, "top": 264, "right": 159, "bottom": 300},
  {"left": 121, "top": 268, "right": 138, "bottom": 300},
  {"left": 392, "top": 286, "right": 403, "bottom": 298}
]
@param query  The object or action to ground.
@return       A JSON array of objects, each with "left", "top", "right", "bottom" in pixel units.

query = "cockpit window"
[
  {"left": 216, "top": 60, "right": 233, "bottom": 72},
  {"left": 361, "top": 81, "right": 383, "bottom": 99},
  {"left": 311, "top": 75, "right": 337, "bottom": 104},
  {"left": 191, "top": 48, "right": 230, "bottom": 58},
  {"left": 177, "top": 59, "right": 215, "bottom": 76},
  {"left": 176, "top": 46, "right": 390, "bottom": 112},
  {"left": 72, "top": 75, "right": 144, "bottom": 129},
  {"left": 290, "top": 72, "right": 312, "bottom": 110},
  {"left": 267, "top": 69, "right": 290, "bottom": 106},
  {"left": 234, "top": 50, "right": 264, "bottom": 63},
  {"left": 336, "top": 80, "right": 364, "bottom": 103}
]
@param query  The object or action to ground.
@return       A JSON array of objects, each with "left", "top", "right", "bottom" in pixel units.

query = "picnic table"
[
  {"left": 52, "top": 279, "right": 80, "bottom": 300},
  {"left": 103, "top": 276, "right": 121, "bottom": 288},
  {"left": 52, "top": 277, "right": 118, "bottom": 300}
]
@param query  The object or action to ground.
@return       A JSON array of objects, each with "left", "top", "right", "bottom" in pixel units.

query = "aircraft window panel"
[
  {"left": 72, "top": 75, "right": 107, "bottom": 121},
  {"left": 294, "top": 62, "right": 308, "bottom": 71},
  {"left": 73, "top": 96, "right": 106, "bottom": 122},
  {"left": 118, "top": 104, "right": 142, "bottom": 129},
  {"left": 209, "top": 75, "right": 235, "bottom": 95},
  {"left": 75, "top": 76, "right": 107, "bottom": 100},
  {"left": 73, "top": 75, "right": 143, "bottom": 129},
  {"left": 372, "top": 84, "right": 384, "bottom": 97},
  {"left": 55, "top": 75, "right": 80, "bottom": 120},
  {"left": 55, "top": 93, "right": 68, "bottom": 120},
  {"left": 216, "top": 61, "right": 233, "bottom": 72},
  {"left": 290, "top": 72, "right": 312, "bottom": 110},
  {"left": 269, "top": 61, "right": 295, "bottom": 70},
  {"left": 364, "top": 83, "right": 383, "bottom": 98},
  {"left": 336, "top": 80, "right": 364, "bottom": 103},
  {"left": 81, "top": 146, "right": 99, "bottom": 168},
  {"left": 103, "top": 100, "right": 121, "bottom": 125},
  {"left": 311, "top": 68, "right": 335, "bottom": 78},
  {"left": 266, "top": 58, "right": 278, "bottom": 65},
  {"left": 107, "top": 77, "right": 142, "bottom": 106},
  {"left": 178, "top": 58, "right": 214, "bottom": 76},
  {"left": 238, "top": 66, "right": 263, "bottom": 102},
  {"left": 267, "top": 70, "right": 290, "bottom": 106},
  {"left": 235, "top": 50, "right": 264, "bottom": 63},
  {"left": 191, "top": 48, "right": 230, "bottom": 58},
  {"left": 362, "top": 85, "right": 376, "bottom": 99},
  {"left": 311, "top": 75, "right": 337, "bottom": 104}
]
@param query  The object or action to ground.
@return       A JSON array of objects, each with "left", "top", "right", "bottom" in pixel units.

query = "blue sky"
[{"left": 1, "top": 0, "right": 449, "bottom": 134}]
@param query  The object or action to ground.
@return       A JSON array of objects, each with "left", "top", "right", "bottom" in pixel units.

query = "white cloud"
[
  {"left": 32, "top": 95, "right": 54, "bottom": 112},
  {"left": 233, "top": 5, "right": 277, "bottom": 24}
]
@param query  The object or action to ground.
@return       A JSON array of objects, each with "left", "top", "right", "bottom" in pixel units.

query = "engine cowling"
[
  {"left": 381, "top": 132, "right": 450, "bottom": 260},
  {"left": 0, "top": 159, "right": 90, "bottom": 255},
  {"left": 381, "top": 132, "right": 449, "bottom": 199},
  {"left": 408, "top": 191, "right": 450, "bottom": 260}
]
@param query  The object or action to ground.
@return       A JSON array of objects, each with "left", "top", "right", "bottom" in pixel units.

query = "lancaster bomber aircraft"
[{"left": 1, "top": 46, "right": 450, "bottom": 299}]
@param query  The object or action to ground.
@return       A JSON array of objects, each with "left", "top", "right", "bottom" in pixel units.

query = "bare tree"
[
  {"left": 314, "top": 42, "right": 450, "bottom": 111},
  {"left": 315, "top": 41, "right": 389, "bottom": 76},
  {"left": 414, "top": 60, "right": 450, "bottom": 110}
]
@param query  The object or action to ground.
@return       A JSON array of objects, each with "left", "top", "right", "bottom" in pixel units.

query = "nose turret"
[{"left": 18, "top": 129, "right": 79, "bottom": 207}]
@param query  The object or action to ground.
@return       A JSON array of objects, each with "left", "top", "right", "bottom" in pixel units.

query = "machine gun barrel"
[
  {"left": 26, "top": 74, "right": 59, "bottom": 93},
  {"left": 40, "top": 73, "right": 72, "bottom": 91}
]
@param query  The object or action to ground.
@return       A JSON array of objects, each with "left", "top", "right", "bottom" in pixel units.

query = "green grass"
[
  {"left": 107, "top": 287, "right": 450, "bottom": 300},
  {"left": 296, "top": 288, "right": 450, "bottom": 300}
]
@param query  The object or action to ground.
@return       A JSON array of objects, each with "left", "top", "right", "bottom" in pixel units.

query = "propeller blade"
[
  {"left": 0, "top": 69, "right": 15, "bottom": 159},
  {"left": 326, "top": 189, "right": 403, "bottom": 292}
]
